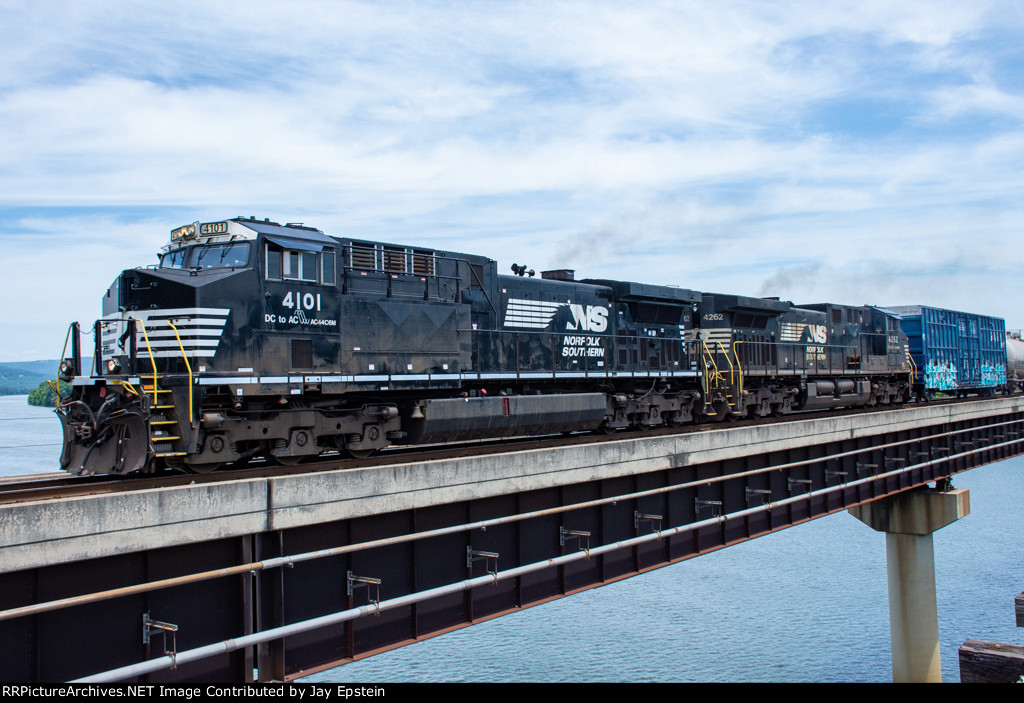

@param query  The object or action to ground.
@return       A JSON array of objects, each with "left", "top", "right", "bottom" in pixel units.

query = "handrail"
[
  {"left": 699, "top": 339, "right": 725, "bottom": 412},
  {"left": 136, "top": 319, "right": 160, "bottom": 406},
  {"left": 700, "top": 340, "right": 722, "bottom": 382},
  {"left": 71, "top": 424, "right": 1024, "bottom": 683},
  {"left": 733, "top": 340, "right": 744, "bottom": 399},
  {"left": 460, "top": 258, "right": 496, "bottom": 316},
  {"left": 716, "top": 340, "right": 735, "bottom": 386},
  {"left": 698, "top": 340, "right": 709, "bottom": 397},
  {"left": 338, "top": 242, "right": 493, "bottom": 312},
  {"left": 7, "top": 415, "right": 1018, "bottom": 629},
  {"left": 166, "top": 320, "right": 193, "bottom": 423},
  {"left": 47, "top": 325, "right": 75, "bottom": 400}
]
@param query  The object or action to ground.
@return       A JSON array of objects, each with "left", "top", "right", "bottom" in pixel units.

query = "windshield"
[
  {"left": 160, "top": 248, "right": 189, "bottom": 269},
  {"left": 159, "top": 242, "right": 251, "bottom": 270},
  {"left": 194, "top": 243, "right": 250, "bottom": 269}
]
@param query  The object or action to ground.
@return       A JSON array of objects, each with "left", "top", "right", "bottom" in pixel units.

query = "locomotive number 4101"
[{"left": 281, "top": 291, "right": 322, "bottom": 311}]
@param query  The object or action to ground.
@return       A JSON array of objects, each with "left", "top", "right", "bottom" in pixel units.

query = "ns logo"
[
  {"left": 807, "top": 325, "right": 828, "bottom": 344},
  {"left": 567, "top": 304, "right": 609, "bottom": 332}
]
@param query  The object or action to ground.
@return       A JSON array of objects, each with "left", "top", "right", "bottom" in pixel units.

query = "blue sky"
[{"left": 2, "top": 1, "right": 1023, "bottom": 361}]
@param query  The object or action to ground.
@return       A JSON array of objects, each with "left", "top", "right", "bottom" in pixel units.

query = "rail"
[
  {"left": 733, "top": 338, "right": 908, "bottom": 378},
  {"left": 464, "top": 329, "right": 702, "bottom": 381}
]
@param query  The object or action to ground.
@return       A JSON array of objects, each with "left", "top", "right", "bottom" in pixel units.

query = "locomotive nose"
[{"left": 115, "top": 269, "right": 198, "bottom": 312}]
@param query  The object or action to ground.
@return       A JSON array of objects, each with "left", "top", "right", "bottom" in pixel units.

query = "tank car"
[
  {"left": 55, "top": 217, "right": 915, "bottom": 476},
  {"left": 1005, "top": 332, "right": 1024, "bottom": 393}
]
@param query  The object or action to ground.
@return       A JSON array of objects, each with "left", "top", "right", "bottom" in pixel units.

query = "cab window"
[
  {"left": 160, "top": 248, "right": 189, "bottom": 268},
  {"left": 283, "top": 250, "right": 317, "bottom": 281},
  {"left": 322, "top": 251, "right": 335, "bottom": 285},
  {"left": 193, "top": 243, "right": 250, "bottom": 269},
  {"left": 266, "top": 243, "right": 333, "bottom": 284}
]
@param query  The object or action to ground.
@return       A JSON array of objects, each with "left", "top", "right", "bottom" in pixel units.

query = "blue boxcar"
[{"left": 887, "top": 305, "right": 1007, "bottom": 396}]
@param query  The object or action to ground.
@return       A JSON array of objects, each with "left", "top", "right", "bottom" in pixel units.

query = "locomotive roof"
[
  {"left": 882, "top": 304, "right": 1007, "bottom": 326},
  {"left": 701, "top": 293, "right": 792, "bottom": 314},
  {"left": 580, "top": 279, "right": 701, "bottom": 304},
  {"left": 186, "top": 218, "right": 493, "bottom": 264},
  {"left": 232, "top": 217, "right": 337, "bottom": 245}
]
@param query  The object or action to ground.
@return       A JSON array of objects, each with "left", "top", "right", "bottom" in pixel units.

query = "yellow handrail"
[
  {"left": 166, "top": 320, "right": 193, "bottom": 423},
  {"left": 700, "top": 340, "right": 722, "bottom": 380},
  {"left": 137, "top": 318, "right": 159, "bottom": 405},
  {"left": 716, "top": 341, "right": 735, "bottom": 386},
  {"left": 907, "top": 353, "right": 917, "bottom": 385},
  {"left": 700, "top": 338, "right": 729, "bottom": 413}
]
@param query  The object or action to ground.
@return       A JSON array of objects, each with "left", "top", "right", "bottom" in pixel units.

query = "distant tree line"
[
  {"left": 27, "top": 380, "right": 69, "bottom": 407},
  {"left": 0, "top": 385, "right": 33, "bottom": 396}
]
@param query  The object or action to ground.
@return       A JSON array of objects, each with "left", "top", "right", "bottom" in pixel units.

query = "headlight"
[{"left": 107, "top": 358, "right": 122, "bottom": 374}]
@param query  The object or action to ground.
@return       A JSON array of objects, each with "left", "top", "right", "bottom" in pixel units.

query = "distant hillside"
[
  {"left": 0, "top": 361, "right": 57, "bottom": 395},
  {"left": 0, "top": 360, "right": 96, "bottom": 396},
  {"left": 1, "top": 359, "right": 61, "bottom": 376}
]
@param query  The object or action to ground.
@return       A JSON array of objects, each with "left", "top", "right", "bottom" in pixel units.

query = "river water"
[
  {"left": 1, "top": 394, "right": 1020, "bottom": 682},
  {"left": 302, "top": 456, "right": 1023, "bottom": 683},
  {"left": 0, "top": 395, "right": 62, "bottom": 477}
]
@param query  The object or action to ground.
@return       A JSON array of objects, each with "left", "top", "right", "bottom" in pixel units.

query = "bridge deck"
[{"left": 2, "top": 397, "right": 1022, "bottom": 682}]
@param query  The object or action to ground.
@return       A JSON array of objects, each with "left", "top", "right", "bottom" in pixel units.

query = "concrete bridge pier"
[{"left": 850, "top": 487, "right": 970, "bottom": 682}]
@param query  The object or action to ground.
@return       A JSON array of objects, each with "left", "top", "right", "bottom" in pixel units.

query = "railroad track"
[{"left": 0, "top": 395, "right": 983, "bottom": 505}]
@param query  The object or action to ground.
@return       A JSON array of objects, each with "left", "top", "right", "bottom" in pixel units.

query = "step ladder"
[
  {"left": 136, "top": 317, "right": 192, "bottom": 462},
  {"left": 143, "top": 380, "right": 187, "bottom": 460},
  {"left": 700, "top": 339, "right": 743, "bottom": 416}
]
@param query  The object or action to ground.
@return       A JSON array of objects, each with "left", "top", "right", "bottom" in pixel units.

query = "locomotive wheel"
[
  {"left": 265, "top": 436, "right": 309, "bottom": 465},
  {"left": 341, "top": 434, "right": 379, "bottom": 459}
]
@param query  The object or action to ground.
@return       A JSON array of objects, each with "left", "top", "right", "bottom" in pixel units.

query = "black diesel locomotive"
[{"left": 57, "top": 217, "right": 913, "bottom": 475}]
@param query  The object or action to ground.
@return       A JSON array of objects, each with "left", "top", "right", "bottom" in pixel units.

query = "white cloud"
[{"left": 2, "top": 0, "right": 1024, "bottom": 360}]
